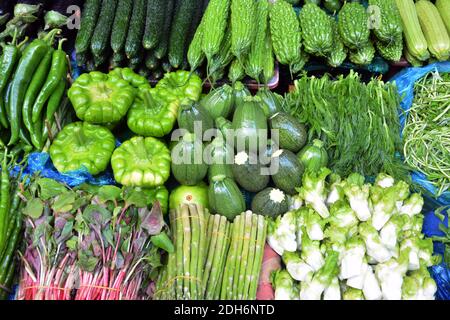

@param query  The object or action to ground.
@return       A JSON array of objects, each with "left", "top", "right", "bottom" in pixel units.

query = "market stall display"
[{"left": 0, "top": 0, "right": 449, "bottom": 301}]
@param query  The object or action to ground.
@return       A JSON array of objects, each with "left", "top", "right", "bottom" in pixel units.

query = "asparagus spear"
[
  {"left": 221, "top": 214, "right": 240, "bottom": 300},
  {"left": 181, "top": 204, "right": 191, "bottom": 299},
  {"left": 232, "top": 212, "right": 246, "bottom": 299},
  {"left": 242, "top": 213, "right": 259, "bottom": 300},
  {"left": 205, "top": 216, "right": 228, "bottom": 299},
  {"left": 214, "top": 222, "right": 231, "bottom": 300},
  {"left": 196, "top": 204, "right": 207, "bottom": 298},
  {"left": 202, "top": 215, "right": 220, "bottom": 295},
  {"left": 189, "top": 204, "right": 200, "bottom": 299},
  {"left": 237, "top": 211, "right": 253, "bottom": 299},
  {"left": 248, "top": 215, "right": 268, "bottom": 299},
  {"left": 175, "top": 206, "right": 184, "bottom": 299}
]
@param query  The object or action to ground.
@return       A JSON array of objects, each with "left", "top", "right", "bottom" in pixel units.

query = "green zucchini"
[
  {"left": 208, "top": 174, "right": 246, "bottom": 220},
  {"left": 270, "top": 112, "right": 307, "bottom": 153},
  {"left": 271, "top": 149, "right": 304, "bottom": 195},
  {"left": 90, "top": 0, "right": 118, "bottom": 58},
  {"left": 168, "top": 0, "right": 197, "bottom": 68},
  {"left": 143, "top": 0, "right": 167, "bottom": 50},
  {"left": 200, "top": 84, "right": 235, "bottom": 120},
  {"left": 207, "top": 137, "right": 234, "bottom": 182},
  {"left": 256, "top": 88, "right": 283, "bottom": 118},
  {"left": 177, "top": 100, "right": 214, "bottom": 135},
  {"left": 251, "top": 188, "right": 288, "bottom": 218},
  {"left": 232, "top": 151, "right": 270, "bottom": 193},
  {"left": 110, "top": 0, "right": 132, "bottom": 53},
  {"left": 75, "top": 0, "right": 101, "bottom": 54},
  {"left": 125, "top": 0, "right": 146, "bottom": 59}
]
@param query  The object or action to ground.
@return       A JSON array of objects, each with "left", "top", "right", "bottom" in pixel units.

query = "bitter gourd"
[
  {"left": 349, "top": 42, "right": 375, "bottom": 65},
  {"left": 368, "top": 0, "right": 402, "bottom": 44},
  {"left": 299, "top": 3, "right": 333, "bottom": 56},
  {"left": 338, "top": 2, "right": 370, "bottom": 50},
  {"left": 376, "top": 39, "right": 403, "bottom": 62},
  {"left": 231, "top": 0, "right": 256, "bottom": 59},
  {"left": 202, "top": 0, "right": 230, "bottom": 60},
  {"left": 326, "top": 17, "right": 347, "bottom": 68}
]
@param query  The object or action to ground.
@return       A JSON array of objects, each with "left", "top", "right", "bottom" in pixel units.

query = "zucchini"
[
  {"left": 207, "top": 137, "right": 234, "bottom": 182},
  {"left": 269, "top": 112, "right": 307, "bottom": 153},
  {"left": 90, "top": 0, "right": 117, "bottom": 58},
  {"left": 171, "top": 133, "right": 208, "bottom": 186},
  {"left": 394, "top": 0, "right": 429, "bottom": 61},
  {"left": 251, "top": 188, "right": 288, "bottom": 218},
  {"left": 208, "top": 175, "right": 246, "bottom": 220},
  {"left": 177, "top": 100, "right": 214, "bottom": 135},
  {"left": 110, "top": 0, "right": 132, "bottom": 53},
  {"left": 168, "top": 0, "right": 198, "bottom": 68},
  {"left": 201, "top": 0, "right": 230, "bottom": 60},
  {"left": 232, "top": 151, "right": 270, "bottom": 193},
  {"left": 143, "top": 0, "right": 167, "bottom": 50},
  {"left": 125, "top": 0, "right": 146, "bottom": 59},
  {"left": 75, "top": 0, "right": 101, "bottom": 54},
  {"left": 415, "top": 0, "right": 450, "bottom": 61},
  {"left": 200, "top": 84, "right": 235, "bottom": 120},
  {"left": 154, "top": 0, "right": 175, "bottom": 60},
  {"left": 271, "top": 149, "right": 304, "bottom": 195},
  {"left": 230, "top": 0, "right": 256, "bottom": 59},
  {"left": 256, "top": 88, "right": 283, "bottom": 118},
  {"left": 436, "top": 0, "right": 450, "bottom": 35}
]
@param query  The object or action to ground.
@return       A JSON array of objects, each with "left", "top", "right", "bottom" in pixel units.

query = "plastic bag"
[
  {"left": 390, "top": 62, "right": 450, "bottom": 207},
  {"left": 18, "top": 152, "right": 116, "bottom": 187},
  {"left": 423, "top": 208, "right": 450, "bottom": 300}
]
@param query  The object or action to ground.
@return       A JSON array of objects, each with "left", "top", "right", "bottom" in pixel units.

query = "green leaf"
[
  {"left": 444, "top": 246, "right": 450, "bottom": 268},
  {"left": 37, "top": 178, "right": 68, "bottom": 200},
  {"left": 82, "top": 204, "right": 112, "bottom": 225},
  {"left": 52, "top": 192, "right": 76, "bottom": 213},
  {"left": 151, "top": 232, "right": 174, "bottom": 253},
  {"left": 75, "top": 183, "right": 101, "bottom": 194},
  {"left": 98, "top": 185, "right": 122, "bottom": 203},
  {"left": 66, "top": 236, "right": 78, "bottom": 251},
  {"left": 123, "top": 187, "right": 150, "bottom": 208},
  {"left": 23, "top": 198, "right": 44, "bottom": 219},
  {"left": 78, "top": 251, "right": 99, "bottom": 272},
  {"left": 102, "top": 228, "right": 114, "bottom": 247}
]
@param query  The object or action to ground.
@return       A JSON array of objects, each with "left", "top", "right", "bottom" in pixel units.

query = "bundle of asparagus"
[{"left": 154, "top": 208, "right": 267, "bottom": 300}]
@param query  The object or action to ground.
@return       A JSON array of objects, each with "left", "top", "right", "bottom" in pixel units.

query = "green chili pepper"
[
  {"left": 41, "top": 77, "right": 66, "bottom": 144},
  {"left": 111, "top": 136, "right": 171, "bottom": 188},
  {"left": 127, "top": 87, "right": 179, "bottom": 138},
  {"left": 49, "top": 121, "right": 116, "bottom": 175},
  {"left": 155, "top": 70, "right": 203, "bottom": 102},
  {"left": 32, "top": 39, "right": 68, "bottom": 123},
  {"left": 68, "top": 71, "right": 136, "bottom": 125},
  {"left": 22, "top": 49, "right": 54, "bottom": 143},
  {"left": 0, "top": 152, "right": 10, "bottom": 255},
  {"left": 7, "top": 30, "right": 59, "bottom": 146}
]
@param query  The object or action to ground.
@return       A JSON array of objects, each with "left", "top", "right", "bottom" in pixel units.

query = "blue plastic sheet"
[
  {"left": 423, "top": 208, "right": 450, "bottom": 300},
  {"left": 390, "top": 62, "right": 450, "bottom": 207},
  {"left": 17, "top": 152, "right": 116, "bottom": 187}
]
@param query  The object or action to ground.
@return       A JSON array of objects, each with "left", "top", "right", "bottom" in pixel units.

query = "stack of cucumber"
[
  {"left": 155, "top": 205, "right": 267, "bottom": 300},
  {"left": 75, "top": 0, "right": 208, "bottom": 78}
]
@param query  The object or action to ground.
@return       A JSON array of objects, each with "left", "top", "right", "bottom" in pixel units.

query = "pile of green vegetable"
[
  {"left": 155, "top": 207, "right": 267, "bottom": 300},
  {"left": 0, "top": 151, "right": 24, "bottom": 300},
  {"left": 75, "top": 0, "right": 208, "bottom": 78},
  {"left": 17, "top": 179, "right": 171, "bottom": 300},
  {"left": 0, "top": 12, "right": 70, "bottom": 153},
  {"left": 269, "top": 169, "right": 438, "bottom": 300},
  {"left": 284, "top": 71, "right": 406, "bottom": 180},
  {"left": 402, "top": 71, "right": 450, "bottom": 197}
]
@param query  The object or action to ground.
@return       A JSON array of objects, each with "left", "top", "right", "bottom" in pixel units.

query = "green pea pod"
[
  {"left": 68, "top": 71, "right": 136, "bottom": 125},
  {"left": 151, "top": 232, "right": 175, "bottom": 253},
  {"left": 49, "top": 122, "right": 116, "bottom": 175},
  {"left": 111, "top": 136, "right": 171, "bottom": 188},
  {"left": 23, "top": 49, "right": 54, "bottom": 138},
  {"left": 155, "top": 70, "right": 203, "bottom": 102},
  {"left": 8, "top": 38, "right": 52, "bottom": 145},
  {"left": 127, "top": 87, "right": 179, "bottom": 138},
  {"left": 32, "top": 39, "right": 68, "bottom": 123}
]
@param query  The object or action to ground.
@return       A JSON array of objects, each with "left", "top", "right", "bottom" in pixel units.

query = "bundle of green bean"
[
  {"left": 154, "top": 207, "right": 267, "bottom": 300},
  {"left": 0, "top": 151, "right": 24, "bottom": 300},
  {"left": 403, "top": 71, "right": 450, "bottom": 196}
]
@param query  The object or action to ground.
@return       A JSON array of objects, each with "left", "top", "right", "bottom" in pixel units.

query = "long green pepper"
[{"left": 0, "top": 152, "right": 10, "bottom": 254}]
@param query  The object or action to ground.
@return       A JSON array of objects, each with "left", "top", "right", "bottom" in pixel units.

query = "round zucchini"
[
  {"left": 200, "top": 84, "right": 235, "bottom": 120},
  {"left": 207, "top": 137, "right": 234, "bottom": 182},
  {"left": 232, "top": 151, "right": 270, "bottom": 193},
  {"left": 208, "top": 174, "right": 246, "bottom": 220},
  {"left": 270, "top": 112, "right": 307, "bottom": 153},
  {"left": 256, "top": 88, "right": 283, "bottom": 117},
  {"left": 177, "top": 100, "right": 214, "bottom": 135},
  {"left": 251, "top": 188, "right": 288, "bottom": 218},
  {"left": 271, "top": 149, "right": 304, "bottom": 195}
]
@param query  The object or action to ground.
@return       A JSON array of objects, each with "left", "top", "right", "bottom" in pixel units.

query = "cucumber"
[
  {"left": 271, "top": 149, "right": 304, "bottom": 195},
  {"left": 232, "top": 151, "right": 270, "bottom": 193},
  {"left": 125, "top": 0, "right": 146, "bottom": 59},
  {"left": 269, "top": 112, "right": 307, "bottom": 153},
  {"left": 110, "top": 0, "right": 132, "bottom": 53},
  {"left": 154, "top": 0, "right": 175, "bottom": 59},
  {"left": 143, "top": 0, "right": 167, "bottom": 50},
  {"left": 168, "top": 0, "right": 197, "bottom": 68},
  {"left": 145, "top": 51, "right": 160, "bottom": 71},
  {"left": 90, "top": 0, "right": 118, "bottom": 58},
  {"left": 75, "top": 0, "right": 101, "bottom": 54},
  {"left": 251, "top": 188, "right": 288, "bottom": 218}
]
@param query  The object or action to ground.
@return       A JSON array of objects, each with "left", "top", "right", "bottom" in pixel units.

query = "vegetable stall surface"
[
  {"left": 269, "top": 169, "right": 438, "bottom": 300},
  {"left": 402, "top": 71, "right": 450, "bottom": 197}
]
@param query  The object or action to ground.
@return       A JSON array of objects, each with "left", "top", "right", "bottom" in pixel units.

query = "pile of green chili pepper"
[
  {"left": 403, "top": 71, "right": 450, "bottom": 197},
  {"left": 0, "top": 151, "right": 25, "bottom": 300},
  {"left": 0, "top": 26, "right": 69, "bottom": 152}
]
